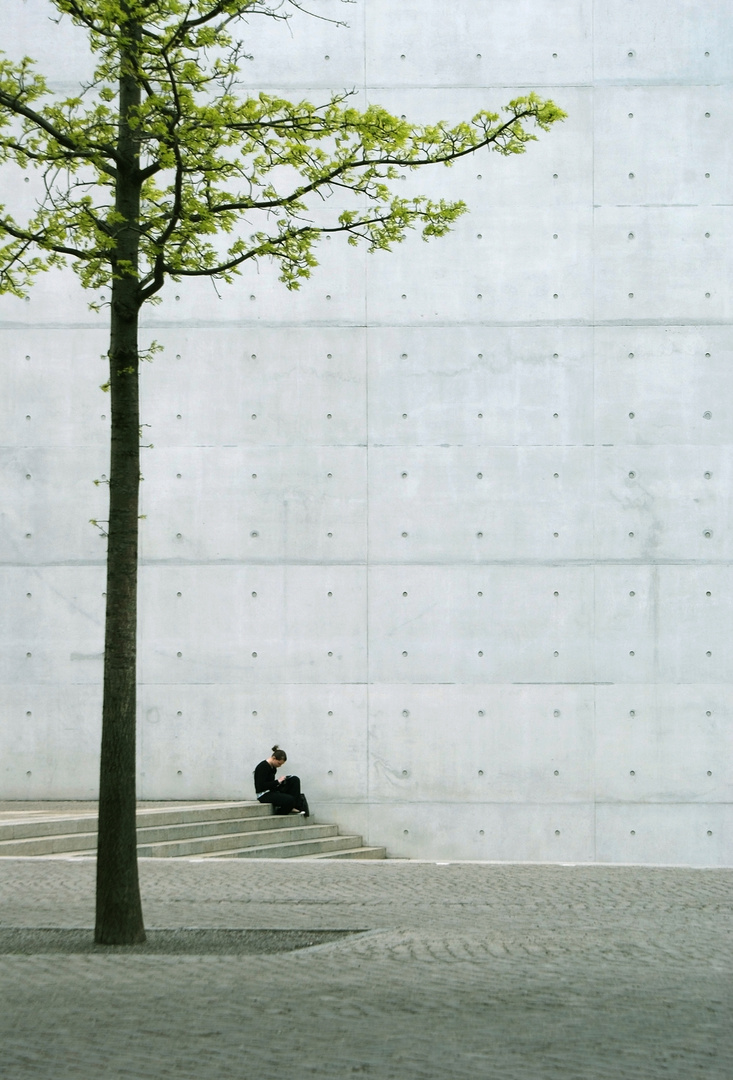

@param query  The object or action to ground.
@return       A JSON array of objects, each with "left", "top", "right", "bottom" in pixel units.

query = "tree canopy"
[{"left": 0, "top": 0, "right": 565, "bottom": 301}]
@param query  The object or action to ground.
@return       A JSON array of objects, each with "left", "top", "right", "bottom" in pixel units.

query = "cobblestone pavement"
[{"left": 0, "top": 859, "right": 731, "bottom": 1079}]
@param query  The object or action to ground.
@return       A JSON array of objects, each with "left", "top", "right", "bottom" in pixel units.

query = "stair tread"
[
  {"left": 193, "top": 834, "right": 367, "bottom": 858},
  {"left": 294, "top": 846, "right": 388, "bottom": 860}
]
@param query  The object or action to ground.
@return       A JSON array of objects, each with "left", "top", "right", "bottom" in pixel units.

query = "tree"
[{"left": 0, "top": 0, "right": 565, "bottom": 945}]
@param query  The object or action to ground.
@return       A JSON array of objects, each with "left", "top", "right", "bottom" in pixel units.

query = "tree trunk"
[{"left": 95, "top": 13, "right": 146, "bottom": 946}]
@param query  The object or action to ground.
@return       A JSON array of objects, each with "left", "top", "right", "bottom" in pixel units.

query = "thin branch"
[
  {"left": 0, "top": 217, "right": 100, "bottom": 262},
  {"left": 0, "top": 89, "right": 120, "bottom": 174},
  {"left": 162, "top": 210, "right": 399, "bottom": 279},
  {"left": 190, "top": 109, "right": 536, "bottom": 220}
]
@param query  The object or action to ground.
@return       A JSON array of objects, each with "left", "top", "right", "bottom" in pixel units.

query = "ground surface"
[{"left": 0, "top": 858, "right": 730, "bottom": 1079}]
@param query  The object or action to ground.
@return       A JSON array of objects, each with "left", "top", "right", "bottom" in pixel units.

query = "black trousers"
[{"left": 259, "top": 775, "right": 309, "bottom": 816}]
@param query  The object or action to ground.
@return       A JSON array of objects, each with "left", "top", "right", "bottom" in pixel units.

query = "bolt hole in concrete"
[{"left": 0, "top": 929, "right": 366, "bottom": 955}]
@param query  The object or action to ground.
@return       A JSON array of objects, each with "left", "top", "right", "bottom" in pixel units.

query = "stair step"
[
  {"left": 0, "top": 801, "right": 271, "bottom": 843},
  {"left": 0, "top": 830, "right": 99, "bottom": 857},
  {"left": 295, "top": 846, "right": 388, "bottom": 860},
  {"left": 197, "top": 834, "right": 371, "bottom": 859},
  {"left": 134, "top": 814, "right": 297, "bottom": 846},
  {"left": 137, "top": 823, "right": 339, "bottom": 858}
]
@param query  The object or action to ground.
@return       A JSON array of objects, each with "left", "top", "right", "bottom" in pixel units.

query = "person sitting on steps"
[{"left": 253, "top": 745, "right": 310, "bottom": 817}]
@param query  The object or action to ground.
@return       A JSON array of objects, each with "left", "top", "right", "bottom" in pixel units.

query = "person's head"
[{"left": 269, "top": 745, "right": 287, "bottom": 766}]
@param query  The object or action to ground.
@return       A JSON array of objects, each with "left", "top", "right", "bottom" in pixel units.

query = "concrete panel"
[
  {"left": 141, "top": 329, "right": 367, "bottom": 448},
  {"left": 2, "top": 0, "right": 96, "bottom": 88},
  {"left": 0, "top": 331, "right": 109, "bottom": 448},
  {"left": 366, "top": 209, "right": 594, "bottom": 326},
  {"left": 594, "top": 326, "right": 733, "bottom": 445},
  {"left": 137, "top": 565, "right": 367, "bottom": 685},
  {"left": 593, "top": 565, "right": 658, "bottom": 684},
  {"left": 655, "top": 567, "right": 733, "bottom": 683},
  {"left": 144, "top": 231, "right": 368, "bottom": 328},
  {"left": 137, "top": 683, "right": 368, "bottom": 802},
  {"left": 593, "top": 447, "right": 733, "bottom": 562},
  {"left": 594, "top": 86, "right": 731, "bottom": 207},
  {"left": 588, "top": 567, "right": 733, "bottom": 686},
  {"left": 0, "top": 683, "right": 101, "bottom": 798},
  {"left": 0, "top": 265, "right": 103, "bottom": 327},
  {"left": 594, "top": 1, "right": 731, "bottom": 84},
  {"left": 139, "top": 446, "right": 367, "bottom": 564},
  {"left": 231, "top": 0, "right": 366, "bottom": 89},
  {"left": 366, "top": 0, "right": 593, "bottom": 87},
  {"left": 595, "top": 804, "right": 733, "bottom": 867},
  {"left": 367, "top": 327, "right": 594, "bottom": 447},
  {"left": 368, "top": 446, "right": 595, "bottom": 564},
  {"left": 367, "top": 567, "right": 594, "bottom": 685},
  {"left": 594, "top": 206, "right": 733, "bottom": 323},
  {"left": 595, "top": 685, "right": 733, "bottom": 804},
  {"left": 368, "top": 684, "right": 595, "bottom": 803},
  {"left": 0, "top": 567, "right": 104, "bottom": 685},
  {"left": 0, "top": 449, "right": 108, "bottom": 566},
  {"left": 367, "top": 802, "right": 596, "bottom": 862}
]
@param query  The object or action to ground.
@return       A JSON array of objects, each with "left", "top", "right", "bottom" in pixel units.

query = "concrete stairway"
[{"left": 0, "top": 802, "right": 387, "bottom": 860}]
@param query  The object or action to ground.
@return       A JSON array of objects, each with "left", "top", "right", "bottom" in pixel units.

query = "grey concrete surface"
[
  {"left": 1, "top": 1, "right": 732, "bottom": 864},
  {"left": 0, "top": 859, "right": 731, "bottom": 1079}
]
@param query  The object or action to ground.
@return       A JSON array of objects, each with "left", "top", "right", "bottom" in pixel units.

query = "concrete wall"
[{"left": 1, "top": 0, "right": 731, "bottom": 864}]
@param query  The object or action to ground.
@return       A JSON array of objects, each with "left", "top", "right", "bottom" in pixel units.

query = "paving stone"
[{"left": 0, "top": 860, "right": 730, "bottom": 1079}]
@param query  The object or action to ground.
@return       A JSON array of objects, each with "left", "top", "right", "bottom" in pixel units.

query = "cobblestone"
[{"left": 0, "top": 859, "right": 731, "bottom": 1079}]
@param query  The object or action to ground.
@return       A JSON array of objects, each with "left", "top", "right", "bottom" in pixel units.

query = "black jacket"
[{"left": 254, "top": 760, "right": 279, "bottom": 795}]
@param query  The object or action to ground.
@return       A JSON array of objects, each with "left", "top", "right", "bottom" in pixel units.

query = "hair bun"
[{"left": 272, "top": 744, "right": 280, "bottom": 753}]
